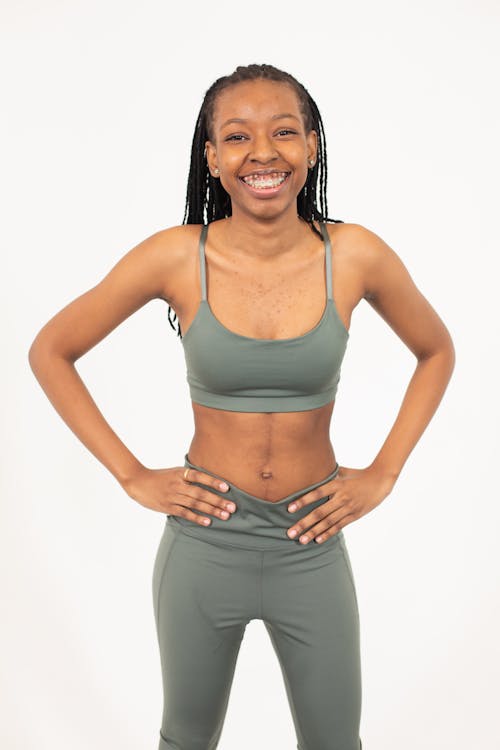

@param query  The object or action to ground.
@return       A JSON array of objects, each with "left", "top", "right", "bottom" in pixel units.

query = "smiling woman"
[{"left": 28, "top": 62, "right": 455, "bottom": 750}]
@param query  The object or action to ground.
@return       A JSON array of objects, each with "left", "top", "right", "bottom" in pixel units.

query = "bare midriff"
[{"left": 187, "top": 400, "right": 337, "bottom": 502}]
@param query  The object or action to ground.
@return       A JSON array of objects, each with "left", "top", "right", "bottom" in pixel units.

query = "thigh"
[
  {"left": 152, "top": 522, "right": 249, "bottom": 749},
  {"left": 263, "top": 535, "right": 362, "bottom": 750}
]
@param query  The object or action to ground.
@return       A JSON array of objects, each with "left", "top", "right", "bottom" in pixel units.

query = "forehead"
[{"left": 213, "top": 80, "right": 300, "bottom": 126}]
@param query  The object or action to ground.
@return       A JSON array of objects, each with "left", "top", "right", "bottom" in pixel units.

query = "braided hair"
[{"left": 167, "top": 63, "right": 344, "bottom": 338}]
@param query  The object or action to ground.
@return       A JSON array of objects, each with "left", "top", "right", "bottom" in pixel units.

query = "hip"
[{"left": 168, "top": 452, "right": 344, "bottom": 552}]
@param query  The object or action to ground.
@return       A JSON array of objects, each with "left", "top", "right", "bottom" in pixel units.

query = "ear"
[
  {"left": 205, "top": 140, "right": 218, "bottom": 175},
  {"left": 306, "top": 128, "right": 318, "bottom": 163}
]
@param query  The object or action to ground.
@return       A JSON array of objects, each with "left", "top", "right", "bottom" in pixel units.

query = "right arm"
[{"left": 28, "top": 226, "right": 235, "bottom": 524}]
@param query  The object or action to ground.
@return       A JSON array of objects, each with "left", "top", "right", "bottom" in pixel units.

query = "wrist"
[
  {"left": 116, "top": 460, "right": 147, "bottom": 490},
  {"left": 367, "top": 461, "right": 401, "bottom": 483}
]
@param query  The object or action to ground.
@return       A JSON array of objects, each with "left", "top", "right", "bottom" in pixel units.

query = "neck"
[{"left": 222, "top": 210, "right": 317, "bottom": 259}]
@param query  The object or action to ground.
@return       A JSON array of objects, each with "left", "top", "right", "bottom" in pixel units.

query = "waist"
[
  {"left": 169, "top": 453, "right": 343, "bottom": 550},
  {"left": 187, "top": 413, "right": 337, "bottom": 502}
]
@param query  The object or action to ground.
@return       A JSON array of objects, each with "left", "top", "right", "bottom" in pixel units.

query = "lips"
[
  {"left": 240, "top": 171, "right": 289, "bottom": 188},
  {"left": 238, "top": 171, "right": 291, "bottom": 197},
  {"left": 239, "top": 169, "right": 291, "bottom": 179}
]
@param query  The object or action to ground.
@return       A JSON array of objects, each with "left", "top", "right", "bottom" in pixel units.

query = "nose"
[{"left": 248, "top": 132, "right": 279, "bottom": 164}]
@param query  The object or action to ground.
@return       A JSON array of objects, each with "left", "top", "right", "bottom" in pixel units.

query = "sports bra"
[{"left": 180, "top": 221, "right": 350, "bottom": 413}]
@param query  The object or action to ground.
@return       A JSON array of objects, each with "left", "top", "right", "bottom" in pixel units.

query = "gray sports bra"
[{"left": 181, "top": 221, "right": 350, "bottom": 413}]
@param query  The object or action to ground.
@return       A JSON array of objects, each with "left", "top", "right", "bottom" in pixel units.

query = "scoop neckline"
[
  {"left": 181, "top": 220, "right": 350, "bottom": 344},
  {"left": 181, "top": 297, "right": 349, "bottom": 345},
  {"left": 206, "top": 298, "right": 331, "bottom": 342}
]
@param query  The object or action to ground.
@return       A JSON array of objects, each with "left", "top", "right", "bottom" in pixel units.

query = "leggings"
[{"left": 152, "top": 453, "right": 363, "bottom": 750}]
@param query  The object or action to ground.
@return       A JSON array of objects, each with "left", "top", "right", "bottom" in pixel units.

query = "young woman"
[{"left": 28, "top": 64, "right": 455, "bottom": 750}]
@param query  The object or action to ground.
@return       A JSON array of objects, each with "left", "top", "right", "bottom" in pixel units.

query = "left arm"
[
  {"left": 360, "top": 224, "right": 456, "bottom": 479},
  {"left": 286, "top": 225, "right": 456, "bottom": 544}
]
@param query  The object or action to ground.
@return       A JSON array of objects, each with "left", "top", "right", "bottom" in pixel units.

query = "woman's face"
[{"left": 205, "top": 79, "right": 317, "bottom": 219}]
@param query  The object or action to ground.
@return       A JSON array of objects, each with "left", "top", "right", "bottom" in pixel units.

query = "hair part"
[{"left": 167, "top": 63, "right": 343, "bottom": 338}]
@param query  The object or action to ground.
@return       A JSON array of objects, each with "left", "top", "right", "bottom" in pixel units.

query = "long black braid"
[{"left": 167, "top": 63, "right": 344, "bottom": 338}]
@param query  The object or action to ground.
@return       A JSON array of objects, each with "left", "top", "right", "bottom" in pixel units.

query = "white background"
[{"left": 2, "top": 1, "right": 499, "bottom": 748}]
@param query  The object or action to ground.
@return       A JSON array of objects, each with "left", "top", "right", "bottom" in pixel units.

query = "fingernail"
[
  {"left": 288, "top": 503, "right": 297, "bottom": 512},
  {"left": 219, "top": 482, "right": 229, "bottom": 491},
  {"left": 226, "top": 503, "right": 236, "bottom": 512},
  {"left": 288, "top": 529, "right": 297, "bottom": 538}
]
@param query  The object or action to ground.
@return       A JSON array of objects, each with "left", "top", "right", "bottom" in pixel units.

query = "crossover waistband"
[
  {"left": 184, "top": 453, "right": 339, "bottom": 507},
  {"left": 166, "top": 454, "right": 342, "bottom": 551}
]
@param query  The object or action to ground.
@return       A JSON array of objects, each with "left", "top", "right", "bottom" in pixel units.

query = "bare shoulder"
[
  {"left": 325, "top": 221, "right": 407, "bottom": 301},
  {"left": 138, "top": 223, "right": 202, "bottom": 307},
  {"left": 325, "top": 221, "right": 453, "bottom": 357},
  {"left": 28, "top": 223, "right": 203, "bottom": 362},
  {"left": 325, "top": 220, "right": 390, "bottom": 261}
]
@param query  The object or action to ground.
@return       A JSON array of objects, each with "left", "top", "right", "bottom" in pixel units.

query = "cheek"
[{"left": 293, "top": 170, "right": 311, "bottom": 195}]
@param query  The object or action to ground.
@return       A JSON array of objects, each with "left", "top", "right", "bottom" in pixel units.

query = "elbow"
[
  {"left": 416, "top": 328, "right": 456, "bottom": 374},
  {"left": 28, "top": 332, "right": 49, "bottom": 377},
  {"left": 28, "top": 329, "right": 65, "bottom": 376},
  {"left": 418, "top": 336, "right": 456, "bottom": 380},
  {"left": 448, "top": 336, "right": 456, "bottom": 369},
  {"left": 440, "top": 328, "right": 457, "bottom": 375}
]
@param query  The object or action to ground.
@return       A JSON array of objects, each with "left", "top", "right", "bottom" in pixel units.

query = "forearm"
[
  {"left": 369, "top": 345, "right": 456, "bottom": 479},
  {"left": 28, "top": 346, "right": 145, "bottom": 486}
]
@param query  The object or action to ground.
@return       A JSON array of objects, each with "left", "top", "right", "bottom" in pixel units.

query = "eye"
[{"left": 225, "top": 129, "right": 297, "bottom": 142}]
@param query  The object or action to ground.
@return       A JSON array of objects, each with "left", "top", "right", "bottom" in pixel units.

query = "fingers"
[
  {"left": 286, "top": 490, "right": 347, "bottom": 543},
  {"left": 288, "top": 509, "right": 352, "bottom": 544},
  {"left": 287, "top": 477, "right": 340, "bottom": 513},
  {"left": 176, "top": 467, "right": 237, "bottom": 526},
  {"left": 170, "top": 501, "right": 235, "bottom": 526},
  {"left": 183, "top": 466, "right": 230, "bottom": 492}
]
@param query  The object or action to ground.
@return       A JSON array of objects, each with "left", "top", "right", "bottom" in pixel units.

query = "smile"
[{"left": 238, "top": 171, "right": 291, "bottom": 195}]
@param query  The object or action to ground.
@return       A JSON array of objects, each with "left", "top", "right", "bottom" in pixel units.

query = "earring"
[
  {"left": 308, "top": 159, "right": 315, "bottom": 168},
  {"left": 214, "top": 168, "right": 220, "bottom": 175}
]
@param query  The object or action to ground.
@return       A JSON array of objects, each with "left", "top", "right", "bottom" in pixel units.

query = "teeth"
[{"left": 241, "top": 172, "right": 289, "bottom": 189}]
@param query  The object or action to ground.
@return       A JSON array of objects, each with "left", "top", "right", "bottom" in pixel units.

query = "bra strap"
[
  {"left": 199, "top": 223, "right": 208, "bottom": 301},
  {"left": 319, "top": 221, "right": 333, "bottom": 300},
  {"left": 201, "top": 221, "right": 332, "bottom": 302}
]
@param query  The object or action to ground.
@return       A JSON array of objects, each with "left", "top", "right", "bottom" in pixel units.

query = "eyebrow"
[{"left": 220, "top": 113, "right": 301, "bottom": 129}]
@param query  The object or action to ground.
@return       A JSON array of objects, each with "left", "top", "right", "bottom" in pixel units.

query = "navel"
[{"left": 260, "top": 471, "right": 273, "bottom": 480}]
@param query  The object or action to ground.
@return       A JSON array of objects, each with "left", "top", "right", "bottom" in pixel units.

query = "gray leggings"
[{"left": 152, "top": 454, "right": 363, "bottom": 749}]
